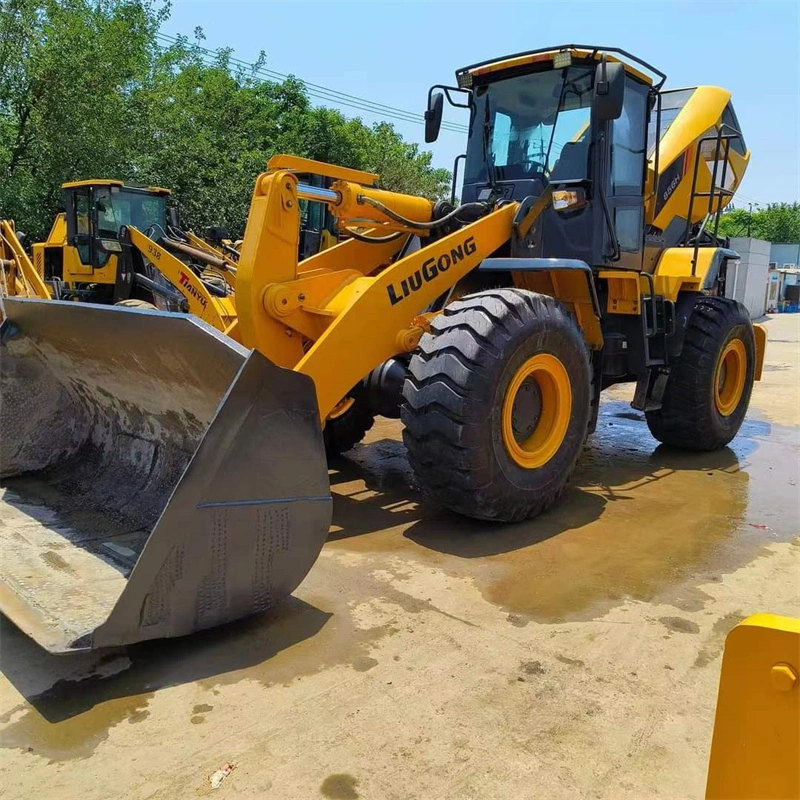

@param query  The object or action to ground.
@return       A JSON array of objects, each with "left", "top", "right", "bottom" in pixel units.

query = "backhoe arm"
[{"left": 126, "top": 225, "right": 237, "bottom": 335}]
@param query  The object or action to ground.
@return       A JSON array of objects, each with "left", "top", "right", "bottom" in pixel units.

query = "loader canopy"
[{"left": 0, "top": 298, "right": 331, "bottom": 653}]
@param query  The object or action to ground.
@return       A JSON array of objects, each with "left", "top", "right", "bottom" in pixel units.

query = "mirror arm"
[
  {"left": 597, "top": 55, "right": 608, "bottom": 96},
  {"left": 428, "top": 84, "right": 471, "bottom": 110}
]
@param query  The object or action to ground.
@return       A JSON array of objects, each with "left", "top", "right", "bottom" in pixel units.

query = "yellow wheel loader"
[
  {"left": 2, "top": 177, "right": 341, "bottom": 333},
  {"left": 1, "top": 177, "right": 379, "bottom": 454},
  {"left": 1, "top": 46, "right": 766, "bottom": 652}
]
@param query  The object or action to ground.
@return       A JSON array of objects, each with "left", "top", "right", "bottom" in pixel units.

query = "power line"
[
  {"left": 156, "top": 33, "right": 470, "bottom": 135},
  {"left": 731, "top": 192, "right": 765, "bottom": 207}
]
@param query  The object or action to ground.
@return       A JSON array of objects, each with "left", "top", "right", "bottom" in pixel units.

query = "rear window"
[
  {"left": 722, "top": 103, "right": 746, "bottom": 155},
  {"left": 647, "top": 88, "right": 695, "bottom": 155}
]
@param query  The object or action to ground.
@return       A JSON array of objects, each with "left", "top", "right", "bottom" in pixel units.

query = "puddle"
[
  {"left": 1, "top": 391, "right": 797, "bottom": 763},
  {"left": 0, "top": 597, "right": 327, "bottom": 761},
  {"left": 328, "top": 400, "right": 799, "bottom": 623},
  {"left": 321, "top": 773, "right": 360, "bottom": 799},
  {"left": 0, "top": 563, "right": 401, "bottom": 762},
  {"left": 0, "top": 688, "right": 153, "bottom": 762}
]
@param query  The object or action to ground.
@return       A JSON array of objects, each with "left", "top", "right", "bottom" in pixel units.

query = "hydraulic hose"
[
  {"left": 357, "top": 195, "right": 490, "bottom": 231},
  {"left": 343, "top": 228, "right": 406, "bottom": 244}
]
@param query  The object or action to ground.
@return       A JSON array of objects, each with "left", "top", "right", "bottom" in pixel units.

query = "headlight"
[
  {"left": 552, "top": 188, "right": 587, "bottom": 212},
  {"left": 456, "top": 71, "right": 473, "bottom": 89},
  {"left": 553, "top": 51, "right": 573, "bottom": 69}
]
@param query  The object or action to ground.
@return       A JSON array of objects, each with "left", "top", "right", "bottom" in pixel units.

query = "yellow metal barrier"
[{"left": 706, "top": 614, "right": 800, "bottom": 800}]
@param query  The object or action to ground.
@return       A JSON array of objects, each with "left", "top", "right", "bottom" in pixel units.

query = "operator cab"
[
  {"left": 426, "top": 46, "right": 748, "bottom": 275},
  {"left": 298, "top": 174, "right": 339, "bottom": 259},
  {"left": 426, "top": 47, "right": 660, "bottom": 271},
  {"left": 63, "top": 180, "right": 171, "bottom": 269}
]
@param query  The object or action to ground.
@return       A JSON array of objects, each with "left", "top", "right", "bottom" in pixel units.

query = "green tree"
[
  {"left": 361, "top": 122, "right": 450, "bottom": 198},
  {"left": 0, "top": 1, "right": 450, "bottom": 240},
  {"left": 717, "top": 202, "right": 800, "bottom": 243},
  {"left": 130, "top": 36, "right": 315, "bottom": 235},
  {"left": 0, "top": 0, "right": 166, "bottom": 239}
]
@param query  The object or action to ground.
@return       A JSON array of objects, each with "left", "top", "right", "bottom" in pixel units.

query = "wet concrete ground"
[{"left": 1, "top": 313, "right": 798, "bottom": 799}]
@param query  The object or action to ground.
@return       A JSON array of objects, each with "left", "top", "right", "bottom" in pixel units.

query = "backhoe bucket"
[{"left": 0, "top": 298, "right": 331, "bottom": 653}]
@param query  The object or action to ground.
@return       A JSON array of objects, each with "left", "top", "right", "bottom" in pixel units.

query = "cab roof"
[
  {"left": 456, "top": 44, "right": 666, "bottom": 90},
  {"left": 61, "top": 179, "right": 171, "bottom": 196}
]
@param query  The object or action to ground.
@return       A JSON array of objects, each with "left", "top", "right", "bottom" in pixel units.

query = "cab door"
[
  {"left": 64, "top": 187, "right": 94, "bottom": 276},
  {"left": 604, "top": 76, "right": 650, "bottom": 270}
]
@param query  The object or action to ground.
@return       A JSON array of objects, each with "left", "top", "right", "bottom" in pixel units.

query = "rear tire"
[
  {"left": 646, "top": 296, "right": 755, "bottom": 450},
  {"left": 114, "top": 299, "right": 158, "bottom": 310},
  {"left": 401, "top": 289, "right": 591, "bottom": 522}
]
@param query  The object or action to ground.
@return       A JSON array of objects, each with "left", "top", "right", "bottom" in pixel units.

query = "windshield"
[
  {"left": 464, "top": 66, "right": 594, "bottom": 186},
  {"left": 95, "top": 187, "right": 167, "bottom": 237}
]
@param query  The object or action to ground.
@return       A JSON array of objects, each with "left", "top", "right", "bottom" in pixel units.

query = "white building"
[{"left": 726, "top": 237, "right": 771, "bottom": 318}]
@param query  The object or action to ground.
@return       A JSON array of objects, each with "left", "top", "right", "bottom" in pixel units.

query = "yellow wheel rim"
[
  {"left": 328, "top": 396, "right": 355, "bottom": 420},
  {"left": 714, "top": 338, "right": 747, "bottom": 417},
  {"left": 501, "top": 353, "right": 572, "bottom": 469}
]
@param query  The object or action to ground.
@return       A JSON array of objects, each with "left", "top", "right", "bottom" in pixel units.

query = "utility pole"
[{"left": 745, "top": 201, "right": 761, "bottom": 238}]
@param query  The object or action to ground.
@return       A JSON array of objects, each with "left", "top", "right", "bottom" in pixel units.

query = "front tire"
[
  {"left": 323, "top": 382, "right": 375, "bottom": 457},
  {"left": 401, "top": 289, "right": 591, "bottom": 522},
  {"left": 646, "top": 296, "right": 755, "bottom": 450},
  {"left": 114, "top": 299, "right": 158, "bottom": 310}
]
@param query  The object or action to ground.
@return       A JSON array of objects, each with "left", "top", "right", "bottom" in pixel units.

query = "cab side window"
[{"left": 611, "top": 78, "right": 648, "bottom": 195}]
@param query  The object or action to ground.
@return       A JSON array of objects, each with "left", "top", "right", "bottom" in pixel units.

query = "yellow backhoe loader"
[
  {"left": 1, "top": 45, "right": 766, "bottom": 652},
  {"left": 1, "top": 180, "right": 239, "bottom": 331}
]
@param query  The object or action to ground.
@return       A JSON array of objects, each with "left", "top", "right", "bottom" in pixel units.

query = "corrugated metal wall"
[{"left": 770, "top": 243, "right": 800, "bottom": 268}]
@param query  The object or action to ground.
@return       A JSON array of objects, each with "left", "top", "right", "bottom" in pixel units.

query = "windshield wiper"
[
  {"left": 544, "top": 68, "right": 594, "bottom": 178},
  {"left": 544, "top": 71, "right": 569, "bottom": 178}
]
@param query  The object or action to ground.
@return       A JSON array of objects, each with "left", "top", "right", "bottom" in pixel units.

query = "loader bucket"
[{"left": 0, "top": 298, "right": 331, "bottom": 653}]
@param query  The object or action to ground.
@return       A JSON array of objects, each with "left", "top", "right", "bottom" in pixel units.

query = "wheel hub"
[
  {"left": 714, "top": 338, "right": 747, "bottom": 417},
  {"left": 501, "top": 353, "right": 572, "bottom": 470},
  {"left": 511, "top": 378, "right": 543, "bottom": 442}
]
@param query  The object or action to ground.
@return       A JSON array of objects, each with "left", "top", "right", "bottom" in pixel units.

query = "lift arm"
[
  {"left": 235, "top": 160, "right": 529, "bottom": 419},
  {"left": 297, "top": 204, "right": 517, "bottom": 417},
  {"left": 0, "top": 220, "right": 51, "bottom": 300}
]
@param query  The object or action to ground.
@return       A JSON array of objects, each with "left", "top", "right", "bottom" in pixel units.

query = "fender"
[{"left": 480, "top": 257, "right": 603, "bottom": 348}]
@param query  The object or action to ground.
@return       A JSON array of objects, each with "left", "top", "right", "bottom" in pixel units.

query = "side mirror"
[
  {"left": 424, "top": 92, "right": 444, "bottom": 143},
  {"left": 592, "top": 60, "right": 625, "bottom": 121},
  {"left": 168, "top": 206, "right": 180, "bottom": 229}
]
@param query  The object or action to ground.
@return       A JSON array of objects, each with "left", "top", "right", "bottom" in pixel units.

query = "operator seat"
[{"left": 550, "top": 141, "right": 589, "bottom": 182}]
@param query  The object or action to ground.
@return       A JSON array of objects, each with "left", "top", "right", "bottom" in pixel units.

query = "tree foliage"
[
  {"left": 0, "top": 0, "right": 450, "bottom": 239},
  {"left": 717, "top": 202, "right": 800, "bottom": 243}
]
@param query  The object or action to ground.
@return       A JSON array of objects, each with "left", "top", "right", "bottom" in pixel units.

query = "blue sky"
[{"left": 163, "top": 0, "right": 799, "bottom": 205}]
